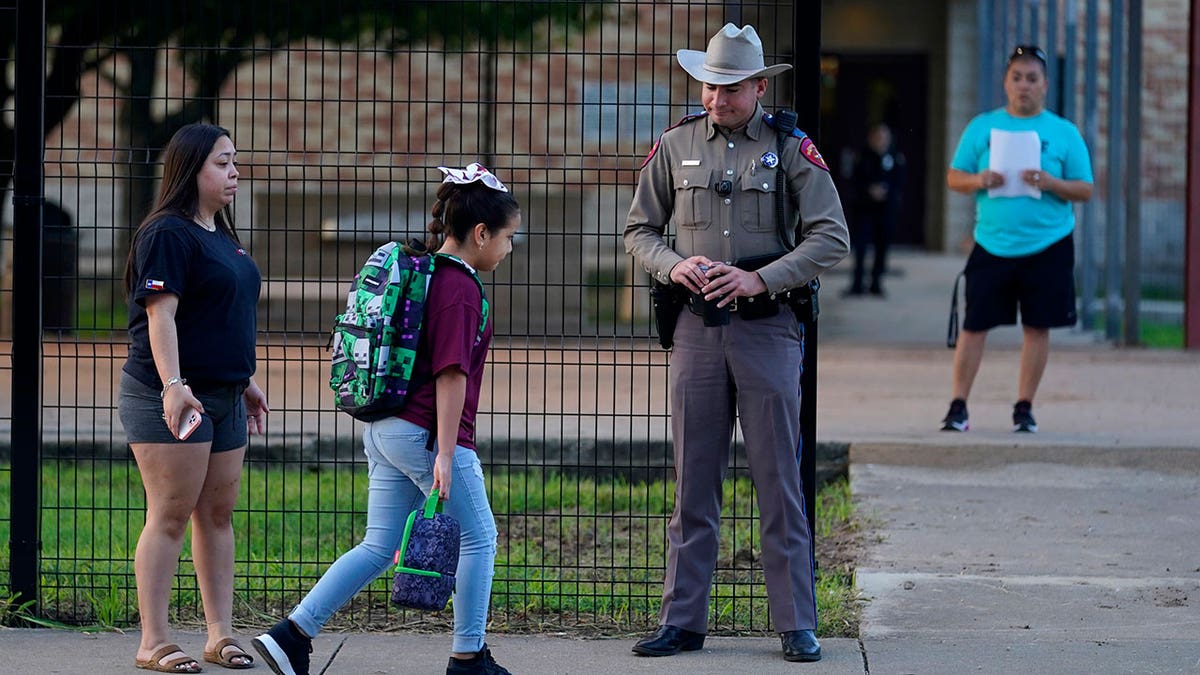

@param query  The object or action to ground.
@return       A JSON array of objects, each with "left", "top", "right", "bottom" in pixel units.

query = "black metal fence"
[{"left": 3, "top": 0, "right": 822, "bottom": 634}]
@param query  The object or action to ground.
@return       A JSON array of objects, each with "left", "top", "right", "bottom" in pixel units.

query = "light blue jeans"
[{"left": 288, "top": 417, "right": 498, "bottom": 654}]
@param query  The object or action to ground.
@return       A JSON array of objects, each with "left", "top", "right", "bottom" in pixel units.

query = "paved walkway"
[
  {"left": 828, "top": 251, "right": 1200, "bottom": 674},
  {"left": 4, "top": 249, "right": 1200, "bottom": 673}
]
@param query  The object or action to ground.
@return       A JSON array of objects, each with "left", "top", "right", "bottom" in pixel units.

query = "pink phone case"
[{"left": 176, "top": 407, "right": 202, "bottom": 440}]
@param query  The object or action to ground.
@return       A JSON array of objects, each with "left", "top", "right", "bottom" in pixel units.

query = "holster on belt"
[
  {"left": 732, "top": 252, "right": 820, "bottom": 323},
  {"left": 649, "top": 279, "right": 688, "bottom": 350}
]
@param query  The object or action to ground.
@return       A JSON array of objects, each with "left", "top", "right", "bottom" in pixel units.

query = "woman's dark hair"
[
  {"left": 123, "top": 123, "right": 240, "bottom": 292},
  {"left": 425, "top": 181, "right": 521, "bottom": 252}
]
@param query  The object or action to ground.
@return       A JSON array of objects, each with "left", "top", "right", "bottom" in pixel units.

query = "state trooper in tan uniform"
[{"left": 624, "top": 24, "right": 850, "bottom": 663}]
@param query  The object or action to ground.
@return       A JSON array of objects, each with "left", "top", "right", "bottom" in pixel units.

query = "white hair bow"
[{"left": 437, "top": 162, "right": 509, "bottom": 192}]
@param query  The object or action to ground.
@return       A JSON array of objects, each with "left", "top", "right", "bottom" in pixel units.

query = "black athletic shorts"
[{"left": 963, "top": 234, "right": 1077, "bottom": 331}]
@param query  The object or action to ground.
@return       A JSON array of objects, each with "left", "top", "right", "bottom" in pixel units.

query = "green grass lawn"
[
  {"left": 0, "top": 462, "right": 865, "bottom": 638},
  {"left": 1137, "top": 320, "right": 1184, "bottom": 349},
  {"left": 1087, "top": 309, "right": 1184, "bottom": 349},
  {"left": 71, "top": 281, "right": 127, "bottom": 337}
]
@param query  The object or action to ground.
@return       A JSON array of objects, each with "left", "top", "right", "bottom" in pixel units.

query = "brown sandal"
[
  {"left": 135, "top": 643, "right": 203, "bottom": 673},
  {"left": 203, "top": 637, "right": 255, "bottom": 669}
]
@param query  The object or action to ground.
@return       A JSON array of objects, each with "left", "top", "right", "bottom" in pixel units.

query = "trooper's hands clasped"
[
  {"left": 701, "top": 265, "right": 767, "bottom": 308},
  {"left": 669, "top": 255, "right": 717, "bottom": 294},
  {"left": 669, "top": 256, "right": 768, "bottom": 308}
]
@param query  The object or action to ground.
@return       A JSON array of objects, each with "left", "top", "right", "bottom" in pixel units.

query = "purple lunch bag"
[{"left": 391, "top": 489, "right": 460, "bottom": 611}]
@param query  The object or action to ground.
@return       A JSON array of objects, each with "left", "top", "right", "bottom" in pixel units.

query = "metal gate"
[{"left": 2, "top": 0, "right": 818, "bottom": 634}]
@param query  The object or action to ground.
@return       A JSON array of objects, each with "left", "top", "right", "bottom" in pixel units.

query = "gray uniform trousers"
[{"left": 659, "top": 308, "right": 817, "bottom": 634}]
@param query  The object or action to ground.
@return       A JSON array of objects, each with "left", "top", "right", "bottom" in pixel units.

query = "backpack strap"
[
  {"left": 432, "top": 252, "right": 490, "bottom": 342},
  {"left": 947, "top": 270, "right": 965, "bottom": 349}
]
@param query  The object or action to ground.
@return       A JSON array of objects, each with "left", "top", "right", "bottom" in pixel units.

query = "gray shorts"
[{"left": 117, "top": 373, "right": 248, "bottom": 452}]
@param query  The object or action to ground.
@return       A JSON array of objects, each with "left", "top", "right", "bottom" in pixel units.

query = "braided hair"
[{"left": 425, "top": 181, "right": 520, "bottom": 252}]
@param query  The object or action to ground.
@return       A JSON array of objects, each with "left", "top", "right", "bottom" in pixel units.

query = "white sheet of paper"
[{"left": 988, "top": 129, "right": 1041, "bottom": 198}]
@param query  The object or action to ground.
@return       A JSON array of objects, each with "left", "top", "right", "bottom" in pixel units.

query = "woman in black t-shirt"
[{"left": 118, "top": 123, "right": 267, "bottom": 673}]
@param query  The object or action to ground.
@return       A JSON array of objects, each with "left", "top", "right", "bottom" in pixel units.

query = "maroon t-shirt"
[{"left": 398, "top": 262, "right": 492, "bottom": 450}]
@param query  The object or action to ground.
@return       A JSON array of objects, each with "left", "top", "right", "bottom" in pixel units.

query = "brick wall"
[{"left": 10, "top": 0, "right": 1192, "bottom": 316}]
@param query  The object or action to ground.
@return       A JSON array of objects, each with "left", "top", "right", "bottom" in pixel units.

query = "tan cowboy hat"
[{"left": 676, "top": 23, "right": 793, "bottom": 85}]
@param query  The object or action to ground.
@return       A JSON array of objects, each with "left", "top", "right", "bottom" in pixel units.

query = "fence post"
[
  {"left": 1122, "top": 0, "right": 1143, "bottom": 345},
  {"left": 1188, "top": 0, "right": 1200, "bottom": 350},
  {"left": 793, "top": 0, "right": 823, "bottom": 547},
  {"left": 9, "top": 0, "right": 46, "bottom": 613}
]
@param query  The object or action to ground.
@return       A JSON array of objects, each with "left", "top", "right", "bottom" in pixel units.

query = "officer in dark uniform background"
[
  {"left": 623, "top": 23, "right": 850, "bottom": 664},
  {"left": 846, "top": 123, "right": 905, "bottom": 296}
]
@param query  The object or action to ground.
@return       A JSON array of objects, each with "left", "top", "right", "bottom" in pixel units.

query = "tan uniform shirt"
[{"left": 624, "top": 104, "right": 850, "bottom": 295}]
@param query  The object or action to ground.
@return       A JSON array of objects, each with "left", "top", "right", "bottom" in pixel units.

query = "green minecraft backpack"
[{"left": 329, "top": 240, "right": 488, "bottom": 421}]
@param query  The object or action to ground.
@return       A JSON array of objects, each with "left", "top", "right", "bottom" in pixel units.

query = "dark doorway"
[{"left": 819, "top": 53, "right": 929, "bottom": 246}]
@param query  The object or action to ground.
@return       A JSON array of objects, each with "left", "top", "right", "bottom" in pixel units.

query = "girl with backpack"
[{"left": 254, "top": 163, "right": 520, "bottom": 675}]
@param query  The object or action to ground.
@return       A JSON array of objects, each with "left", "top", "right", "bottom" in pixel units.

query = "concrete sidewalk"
[
  {"left": 826, "top": 251, "right": 1200, "bottom": 674},
  {"left": 0, "top": 629, "right": 867, "bottom": 674},
  {"left": 852, "top": 458, "right": 1200, "bottom": 675},
  {"left": 4, "top": 249, "right": 1200, "bottom": 673},
  {"left": 818, "top": 250, "right": 1197, "bottom": 453}
]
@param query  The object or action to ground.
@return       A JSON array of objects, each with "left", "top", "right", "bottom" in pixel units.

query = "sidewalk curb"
[{"left": 849, "top": 442, "right": 1200, "bottom": 473}]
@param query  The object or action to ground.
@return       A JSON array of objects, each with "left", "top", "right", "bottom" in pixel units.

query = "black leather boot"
[{"left": 631, "top": 625, "right": 705, "bottom": 657}]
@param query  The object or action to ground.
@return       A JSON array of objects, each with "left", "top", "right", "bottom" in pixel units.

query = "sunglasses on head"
[{"left": 1008, "top": 45, "right": 1048, "bottom": 65}]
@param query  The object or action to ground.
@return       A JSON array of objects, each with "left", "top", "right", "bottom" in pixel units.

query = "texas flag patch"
[{"left": 145, "top": 279, "right": 165, "bottom": 291}]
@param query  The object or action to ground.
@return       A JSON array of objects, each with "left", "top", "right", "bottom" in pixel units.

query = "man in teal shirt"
[{"left": 942, "top": 45, "right": 1094, "bottom": 433}]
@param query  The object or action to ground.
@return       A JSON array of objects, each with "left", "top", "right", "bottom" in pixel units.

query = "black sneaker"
[
  {"left": 940, "top": 398, "right": 969, "bottom": 431},
  {"left": 446, "top": 644, "right": 512, "bottom": 675},
  {"left": 252, "top": 618, "right": 312, "bottom": 675},
  {"left": 1013, "top": 400, "right": 1038, "bottom": 433}
]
